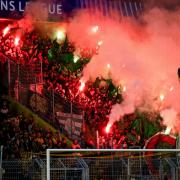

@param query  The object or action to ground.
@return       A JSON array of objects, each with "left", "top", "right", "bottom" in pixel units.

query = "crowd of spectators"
[
  {"left": 98, "top": 121, "right": 141, "bottom": 149},
  {"left": 0, "top": 26, "right": 143, "bottom": 156},
  {"left": 0, "top": 96, "right": 71, "bottom": 159}
]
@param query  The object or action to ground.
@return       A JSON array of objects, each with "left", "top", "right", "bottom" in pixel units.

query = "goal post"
[{"left": 46, "top": 149, "right": 180, "bottom": 180}]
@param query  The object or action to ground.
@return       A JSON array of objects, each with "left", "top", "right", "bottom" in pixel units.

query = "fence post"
[
  {"left": 7, "top": 59, "right": 11, "bottom": 96},
  {"left": 0, "top": 146, "right": 3, "bottom": 169},
  {"left": 46, "top": 149, "right": 50, "bottom": 180},
  {"left": 16, "top": 59, "right": 20, "bottom": 101},
  {"left": 96, "top": 130, "right": 99, "bottom": 149},
  {"left": 0, "top": 146, "right": 3, "bottom": 180},
  {"left": 41, "top": 166, "right": 46, "bottom": 180},
  {"left": 52, "top": 89, "right": 55, "bottom": 123},
  {"left": 127, "top": 157, "right": 131, "bottom": 180},
  {"left": 35, "top": 77, "right": 37, "bottom": 111},
  {"left": 82, "top": 110, "right": 85, "bottom": 133},
  {"left": 177, "top": 136, "right": 180, "bottom": 166},
  {"left": 40, "top": 57, "right": 43, "bottom": 83},
  {"left": 70, "top": 102, "right": 73, "bottom": 138},
  {"left": 159, "top": 157, "right": 163, "bottom": 180}
]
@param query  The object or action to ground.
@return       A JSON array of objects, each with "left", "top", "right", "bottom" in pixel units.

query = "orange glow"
[
  {"left": 122, "top": 85, "right": 126, "bottom": 92},
  {"left": 91, "top": 25, "right": 99, "bottom": 33},
  {"left": 56, "top": 30, "right": 66, "bottom": 41},
  {"left": 107, "top": 63, "right": 111, "bottom": 69},
  {"left": 105, "top": 123, "right": 112, "bottom": 134},
  {"left": 164, "top": 127, "right": 171, "bottom": 135},
  {"left": 97, "top": 40, "right": 103, "bottom": 46},
  {"left": 14, "top": 37, "right": 20, "bottom": 46},
  {"left": 74, "top": 54, "right": 80, "bottom": 63},
  {"left": 3, "top": 26, "right": 10, "bottom": 36},
  {"left": 79, "top": 80, "right": 85, "bottom": 91},
  {"left": 160, "top": 94, "right": 165, "bottom": 101},
  {"left": 169, "top": 86, "right": 174, "bottom": 92}
]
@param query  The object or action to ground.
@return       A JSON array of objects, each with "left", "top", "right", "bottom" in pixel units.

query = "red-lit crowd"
[{"left": 0, "top": 27, "right": 142, "bottom": 159}]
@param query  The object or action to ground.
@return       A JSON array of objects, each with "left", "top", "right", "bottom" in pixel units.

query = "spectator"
[
  {"left": 0, "top": 98, "right": 9, "bottom": 120},
  {"left": 61, "top": 138, "right": 68, "bottom": 149},
  {"left": 71, "top": 139, "right": 81, "bottom": 149}
]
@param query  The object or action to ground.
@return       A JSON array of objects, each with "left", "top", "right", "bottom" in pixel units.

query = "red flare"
[
  {"left": 3, "top": 26, "right": 10, "bottom": 36},
  {"left": 14, "top": 37, "right": 20, "bottom": 46},
  {"left": 105, "top": 123, "right": 112, "bottom": 134},
  {"left": 79, "top": 80, "right": 85, "bottom": 91}
]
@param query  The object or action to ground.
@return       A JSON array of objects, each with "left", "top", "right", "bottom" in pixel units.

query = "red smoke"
[
  {"left": 66, "top": 9, "right": 180, "bottom": 134},
  {"left": 9, "top": 4, "right": 180, "bottom": 134}
]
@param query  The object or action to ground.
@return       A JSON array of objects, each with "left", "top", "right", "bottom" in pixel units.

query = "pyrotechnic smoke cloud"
[
  {"left": 14, "top": 0, "right": 66, "bottom": 39},
  {"left": 144, "top": 0, "right": 180, "bottom": 10},
  {"left": 17, "top": 15, "right": 34, "bottom": 32},
  {"left": 160, "top": 108, "right": 180, "bottom": 134},
  {"left": 9, "top": 1, "right": 180, "bottom": 133},
  {"left": 66, "top": 7, "right": 180, "bottom": 133},
  {"left": 7, "top": 0, "right": 49, "bottom": 35},
  {"left": 24, "top": 0, "right": 48, "bottom": 22}
]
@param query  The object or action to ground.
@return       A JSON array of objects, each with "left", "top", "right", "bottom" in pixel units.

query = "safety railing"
[{"left": 46, "top": 149, "right": 180, "bottom": 180}]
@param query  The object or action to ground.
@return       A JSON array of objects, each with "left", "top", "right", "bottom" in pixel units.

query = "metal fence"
[
  {"left": 46, "top": 149, "right": 180, "bottom": 180},
  {"left": 1, "top": 159, "right": 44, "bottom": 180},
  {"left": 2, "top": 57, "right": 83, "bottom": 140},
  {"left": 77, "top": 0, "right": 143, "bottom": 19},
  {"left": 1, "top": 150, "right": 180, "bottom": 180},
  {"left": 1, "top": 158, "right": 87, "bottom": 180}
]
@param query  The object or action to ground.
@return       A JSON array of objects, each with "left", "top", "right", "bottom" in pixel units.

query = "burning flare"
[
  {"left": 107, "top": 63, "right": 111, "bottom": 69},
  {"left": 73, "top": 54, "right": 80, "bottom": 63},
  {"left": 14, "top": 37, "right": 20, "bottom": 46},
  {"left": 56, "top": 30, "right": 66, "bottom": 42},
  {"left": 97, "top": 40, "right": 103, "bottom": 46},
  {"left": 122, "top": 85, "right": 126, "bottom": 92},
  {"left": 91, "top": 25, "right": 99, "bottom": 33},
  {"left": 159, "top": 93, "right": 165, "bottom": 102},
  {"left": 3, "top": 26, "right": 10, "bottom": 37},
  {"left": 105, "top": 123, "right": 112, "bottom": 134},
  {"left": 164, "top": 127, "right": 172, "bottom": 135},
  {"left": 79, "top": 80, "right": 85, "bottom": 91}
]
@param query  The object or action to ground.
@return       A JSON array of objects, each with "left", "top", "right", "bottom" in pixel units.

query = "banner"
[
  {"left": 0, "top": 0, "right": 143, "bottom": 20},
  {"left": 29, "top": 83, "right": 43, "bottom": 95},
  {"left": 56, "top": 111, "right": 83, "bottom": 138},
  {"left": 0, "top": 0, "right": 77, "bottom": 20},
  {"left": 29, "top": 92, "right": 48, "bottom": 114}
]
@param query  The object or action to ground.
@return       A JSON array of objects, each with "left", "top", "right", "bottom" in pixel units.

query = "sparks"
[
  {"left": 73, "top": 55, "right": 80, "bottom": 63},
  {"left": 169, "top": 86, "right": 174, "bottom": 92},
  {"left": 159, "top": 94, "right": 165, "bottom": 101},
  {"left": 3, "top": 26, "right": 10, "bottom": 37},
  {"left": 164, "top": 127, "right": 171, "bottom": 135},
  {"left": 122, "top": 85, "right": 126, "bottom": 92},
  {"left": 79, "top": 80, "right": 85, "bottom": 91},
  {"left": 105, "top": 123, "right": 112, "bottom": 134},
  {"left": 91, "top": 25, "right": 99, "bottom": 33},
  {"left": 14, "top": 37, "right": 20, "bottom": 46},
  {"left": 97, "top": 40, "right": 103, "bottom": 46},
  {"left": 107, "top": 63, "right": 111, "bottom": 69},
  {"left": 56, "top": 30, "right": 66, "bottom": 41}
]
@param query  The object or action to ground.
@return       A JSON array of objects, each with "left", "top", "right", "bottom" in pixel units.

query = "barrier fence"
[
  {"left": 46, "top": 149, "right": 180, "bottom": 180},
  {"left": 0, "top": 149, "right": 180, "bottom": 180},
  {"left": 2, "top": 56, "right": 84, "bottom": 140},
  {"left": 77, "top": 0, "right": 143, "bottom": 19}
]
